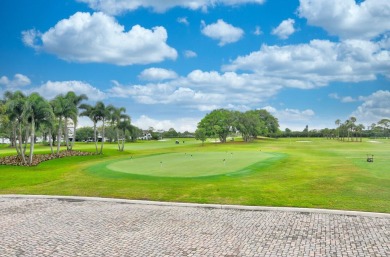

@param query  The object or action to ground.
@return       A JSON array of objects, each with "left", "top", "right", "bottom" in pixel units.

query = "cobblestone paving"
[{"left": 0, "top": 197, "right": 389, "bottom": 257}]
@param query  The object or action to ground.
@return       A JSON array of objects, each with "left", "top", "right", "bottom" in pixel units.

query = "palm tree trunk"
[
  {"left": 29, "top": 117, "right": 35, "bottom": 165},
  {"left": 65, "top": 118, "right": 69, "bottom": 150},
  {"left": 18, "top": 122, "right": 27, "bottom": 164},
  {"left": 57, "top": 117, "right": 62, "bottom": 155},
  {"left": 13, "top": 124, "right": 21, "bottom": 156},
  {"left": 121, "top": 129, "right": 125, "bottom": 151},
  {"left": 23, "top": 126, "right": 29, "bottom": 155},
  {"left": 116, "top": 127, "right": 120, "bottom": 151},
  {"left": 94, "top": 122, "right": 98, "bottom": 154},
  {"left": 100, "top": 120, "right": 105, "bottom": 154},
  {"left": 70, "top": 122, "right": 77, "bottom": 150},
  {"left": 49, "top": 128, "right": 54, "bottom": 154}
]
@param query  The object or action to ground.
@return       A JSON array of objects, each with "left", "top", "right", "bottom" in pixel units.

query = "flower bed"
[{"left": 0, "top": 150, "right": 95, "bottom": 166}]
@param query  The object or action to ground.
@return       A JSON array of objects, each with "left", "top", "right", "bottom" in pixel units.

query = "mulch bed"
[{"left": 0, "top": 150, "right": 95, "bottom": 166}]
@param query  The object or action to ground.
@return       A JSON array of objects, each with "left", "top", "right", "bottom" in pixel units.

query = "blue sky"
[{"left": 0, "top": 0, "right": 389, "bottom": 131}]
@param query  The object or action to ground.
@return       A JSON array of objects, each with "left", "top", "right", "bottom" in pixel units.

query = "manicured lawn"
[{"left": 0, "top": 138, "right": 389, "bottom": 213}]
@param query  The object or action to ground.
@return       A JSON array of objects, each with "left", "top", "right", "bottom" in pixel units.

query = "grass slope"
[{"left": 0, "top": 138, "right": 389, "bottom": 213}]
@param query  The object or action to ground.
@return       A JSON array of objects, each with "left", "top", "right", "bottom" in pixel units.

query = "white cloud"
[
  {"left": 223, "top": 39, "right": 390, "bottom": 88},
  {"left": 184, "top": 50, "right": 197, "bottom": 58},
  {"left": 30, "top": 81, "right": 106, "bottom": 101},
  {"left": 351, "top": 90, "right": 390, "bottom": 125},
  {"left": 133, "top": 115, "right": 199, "bottom": 132},
  {"left": 201, "top": 19, "right": 244, "bottom": 46},
  {"left": 138, "top": 68, "right": 178, "bottom": 81},
  {"left": 253, "top": 26, "right": 263, "bottom": 36},
  {"left": 177, "top": 17, "right": 189, "bottom": 25},
  {"left": 264, "top": 106, "right": 315, "bottom": 121},
  {"left": 271, "top": 18, "right": 295, "bottom": 39},
  {"left": 22, "top": 12, "right": 177, "bottom": 66},
  {"left": 108, "top": 70, "right": 283, "bottom": 110},
  {"left": 298, "top": 0, "right": 390, "bottom": 40},
  {"left": 0, "top": 74, "right": 31, "bottom": 88},
  {"left": 77, "top": 0, "right": 265, "bottom": 15},
  {"left": 263, "top": 106, "right": 316, "bottom": 130},
  {"left": 328, "top": 93, "right": 359, "bottom": 103},
  {"left": 21, "top": 29, "right": 41, "bottom": 50}
]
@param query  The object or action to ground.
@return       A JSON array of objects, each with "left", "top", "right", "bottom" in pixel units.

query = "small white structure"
[
  {"left": 0, "top": 138, "right": 10, "bottom": 144},
  {"left": 138, "top": 131, "right": 152, "bottom": 140}
]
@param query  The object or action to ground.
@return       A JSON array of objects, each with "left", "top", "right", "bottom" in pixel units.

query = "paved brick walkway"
[{"left": 0, "top": 196, "right": 389, "bottom": 257}]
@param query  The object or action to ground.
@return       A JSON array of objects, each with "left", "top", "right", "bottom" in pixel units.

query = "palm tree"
[
  {"left": 370, "top": 123, "right": 377, "bottom": 138},
  {"left": 64, "top": 92, "right": 88, "bottom": 150},
  {"left": 51, "top": 94, "right": 78, "bottom": 155},
  {"left": 344, "top": 119, "right": 351, "bottom": 141},
  {"left": 349, "top": 116, "right": 357, "bottom": 141},
  {"left": 109, "top": 106, "right": 129, "bottom": 151},
  {"left": 335, "top": 119, "right": 341, "bottom": 140},
  {"left": 23, "top": 93, "right": 54, "bottom": 165},
  {"left": 117, "top": 116, "right": 131, "bottom": 151},
  {"left": 4, "top": 91, "right": 27, "bottom": 163},
  {"left": 80, "top": 101, "right": 112, "bottom": 154},
  {"left": 79, "top": 104, "right": 98, "bottom": 153},
  {"left": 356, "top": 124, "right": 365, "bottom": 142}
]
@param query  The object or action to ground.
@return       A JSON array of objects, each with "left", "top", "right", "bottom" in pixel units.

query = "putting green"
[{"left": 106, "top": 151, "right": 275, "bottom": 178}]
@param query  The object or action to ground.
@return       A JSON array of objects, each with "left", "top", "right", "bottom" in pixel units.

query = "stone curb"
[{"left": 1, "top": 194, "right": 389, "bottom": 218}]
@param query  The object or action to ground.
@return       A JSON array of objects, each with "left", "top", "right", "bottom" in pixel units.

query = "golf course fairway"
[{"left": 105, "top": 151, "right": 278, "bottom": 177}]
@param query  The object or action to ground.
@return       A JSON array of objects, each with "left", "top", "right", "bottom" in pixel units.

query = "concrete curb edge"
[{"left": 1, "top": 194, "right": 389, "bottom": 218}]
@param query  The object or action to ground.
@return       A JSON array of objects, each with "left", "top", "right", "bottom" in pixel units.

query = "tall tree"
[
  {"left": 64, "top": 92, "right": 88, "bottom": 150},
  {"left": 356, "top": 124, "right": 365, "bottom": 142},
  {"left": 51, "top": 94, "right": 77, "bottom": 154},
  {"left": 117, "top": 116, "right": 131, "bottom": 151},
  {"left": 80, "top": 101, "right": 112, "bottom": 154},
  {"left": 195, "top": 127, "right": 207, "bottom": 146},
  {"left": 197, "top": 109, "right": 234, "bottom": 143},
  {"left": 109, "top": 106, "right": 129, "bottom": 151},
  {"left": 335, "top": 119, "right": 341, "bottom": 140},
  {"left": 234, "top": 110, "right": 265, "bottom": 142},
  {"left": 255, "top": 109, "right": 279, "bottom": 136},
  {"left": 349, "top": 116, "right": 357, "bottom": 141},
  {"left": 4, "top": 91, "right": 27, "bottom": 163},
  {"left": 23, "top": 93, "right": 54, "bottom": 165},
  {"left": 378, "top": 118, "right": 390, "bottom": 138}
]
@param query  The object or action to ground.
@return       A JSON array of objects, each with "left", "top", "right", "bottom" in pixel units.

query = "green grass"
[
  {"left": 104, "top": 151, "right": 277, "bottom": 177},
  {"left": 0, "top": 137, "right": 389, "bottom": 213}
]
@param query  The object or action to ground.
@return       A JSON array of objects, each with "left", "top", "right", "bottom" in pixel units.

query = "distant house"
[
  {"left": 0, "top": 138, "right": 10, "bottom": 144},
  {"left": 138, "top": 131, "right": 152, "bottom": 140}
]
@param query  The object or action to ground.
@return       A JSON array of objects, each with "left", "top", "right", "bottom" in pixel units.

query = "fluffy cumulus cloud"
[
  {"left": 201, "top": 19, "right": 244, "bottom": 46},
  {"left": 351, "top": 90, "right": 390, "bottom": 124},
  {"left": 263, "top": 106, "right": 316, "bottom": 130},
  {"left": 223, "top": 39, "right": 390, "bottom": 88},
  {"left": 138, "top": 68, "right": 178, "bottom": 81},
  {"left": 264, "top": 106, "right": 315, "bottom": 121},
  {"left": 108, "top": 70, "right": 283, "bottom": 111},
  {"left": 298, "top": 0, "right": 390, "bottom": 39},
  {"left": 77, "top": 0, "right": 265, "bottom": 14},
  {"left": 30, "top": 81, "right": 106, "bottom": 101},
  {"left": 133, "top": 115, "right": 199, "bottom": 132},
  {"left": 272, "top": 18, "right": 295, "bottom": 39},
  {"left": 22, "top": 12, "right": 177, "bottom": 66},
  {"left": 0, "top": 74, "right": 31, "bottom": 88}
]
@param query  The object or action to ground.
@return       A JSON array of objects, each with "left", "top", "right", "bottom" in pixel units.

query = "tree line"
[
  {"left": 195, "top": 109, "right": 279, "bottom": 144},
  {"left": 281, "top": 117, "right": 390, "bottom": 140},
  {"left": 0, "top": 90, "right": 135, "bottom": 165}
]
